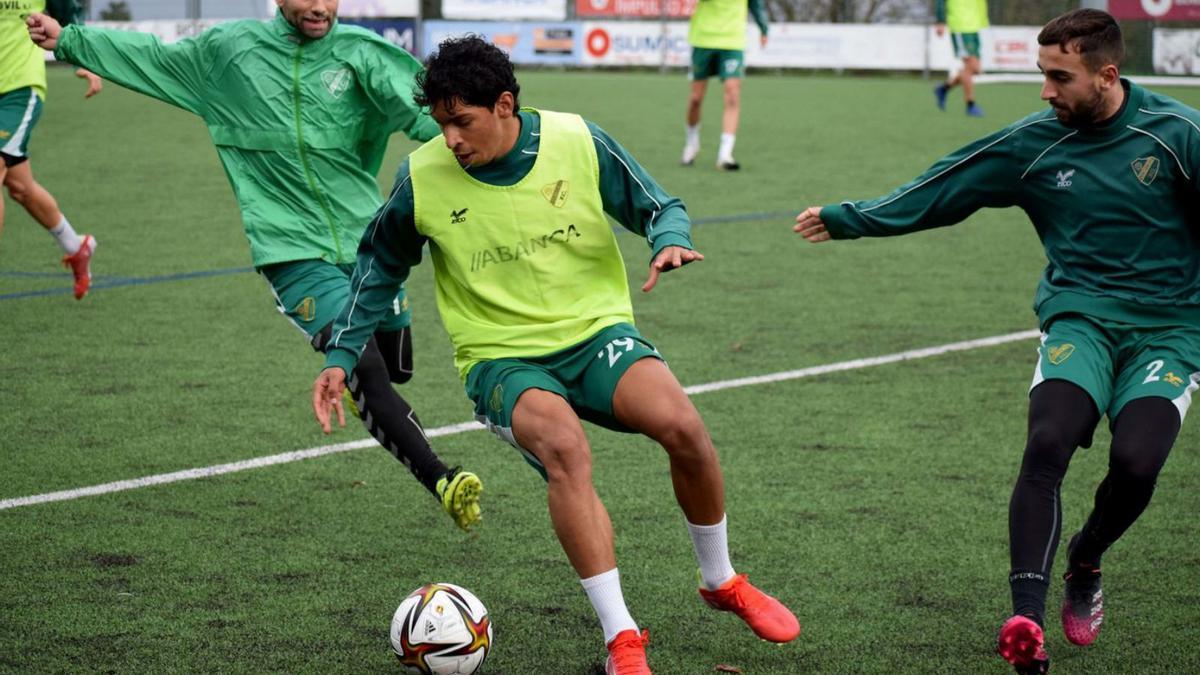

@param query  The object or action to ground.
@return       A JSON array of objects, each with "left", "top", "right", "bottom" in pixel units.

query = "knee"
[
  {"left": 5, "top": 179, "right": 31, "bottom": 205},
  {"left": 687, "top": 93, "right": 704, "bottom": 108},
  {"left": 655, "top": 410, "right": 714, "bottom": 462},
  {"left": 1020, "top": 426, "right": 1076, "bottom": 481},
  {"left": 722, "top": 92, "right": 740, "bottom": 109},
  {"left": 530, "top": 428, "right": 592, "bottom": 484},
  {"left": 1108, "top": 444, "right": 1163, "bottom": 486}
]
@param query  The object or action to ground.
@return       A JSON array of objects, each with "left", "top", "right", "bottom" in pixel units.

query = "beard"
[{"left": 1050, "top": 88, "right": 1106, "bottom": 126}]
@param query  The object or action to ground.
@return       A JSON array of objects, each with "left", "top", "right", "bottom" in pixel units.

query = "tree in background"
[{"left": 99, "top": 1, "right": 131, "bottom": 20}]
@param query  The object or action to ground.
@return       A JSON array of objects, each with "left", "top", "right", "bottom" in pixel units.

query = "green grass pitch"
[{"left": 2, "top": 66, "right": 1198, "bottom": 673}]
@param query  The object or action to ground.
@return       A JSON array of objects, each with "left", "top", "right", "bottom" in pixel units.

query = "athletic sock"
[
  {"left": 687, "top": 515, "right": 736, "bottom": 591},
  {"left": 685, "top": 123, "right": 700, "bottom": 147},
  {"left": 49, "top": 216, "right": 83, "bottom": 254},
  {"left": 717, "top": 133, "right": 736, "bottom": 161},
  {"left": 581, "top": 568, "right": 638, "bottom": 644},
  {"left": 1009, "top": 570, "right": 1049, "bottom": 627}
]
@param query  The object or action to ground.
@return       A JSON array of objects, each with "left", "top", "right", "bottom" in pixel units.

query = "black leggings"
[
  {"left": 313, "top": 324, "right": 447, "bottom": 494},
  {"left": 1008, "top": 379, "right": 1180, "bottom": 617}
]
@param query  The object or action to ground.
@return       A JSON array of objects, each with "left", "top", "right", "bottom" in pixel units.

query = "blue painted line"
[{"left": 1, "top": 210, "right": 796, "bottom": 302}]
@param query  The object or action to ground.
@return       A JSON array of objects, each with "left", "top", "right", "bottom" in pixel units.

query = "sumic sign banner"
[
  {"left": 442, "top": 0, "right": 567, "bottom": 20},
  {"left": 1110, "top": 0, "right": 1200, "bottom": 20},
  {"left": 576, "top": 0, "right": 695, "bottom": 18},
  {"left": 580, "top": 21, "right": 690, "bottom": 65}
]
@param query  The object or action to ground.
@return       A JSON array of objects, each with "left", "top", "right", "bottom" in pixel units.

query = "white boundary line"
[{"left": 0, "top": 329, "right": 1039, "bottom": 511}]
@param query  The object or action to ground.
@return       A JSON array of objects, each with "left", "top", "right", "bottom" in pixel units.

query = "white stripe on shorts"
[{"left": 1, "top": 90, "right": 39, "bottom": 157}]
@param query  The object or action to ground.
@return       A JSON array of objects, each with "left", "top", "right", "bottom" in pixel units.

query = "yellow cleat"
[{"left": 436, "top": 467, "right": 483, "bottom": 531}]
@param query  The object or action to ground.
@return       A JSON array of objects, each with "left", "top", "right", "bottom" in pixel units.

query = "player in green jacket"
[
  {"left": 312, "top": 36, "right": 800, "bottom": 674},
  {"left": 934, "top": 0, "right": 988, "bottom": 116},
  {"left": 681, "top": 0, "right": 769, "bottom": 170},
  {"left": 27, "top": 0, "right": 483, "bottom": 530},
  {"left": 796, "top": 10, "right": 1199, "bottom": 674},
  {"left": 2, "top": 0, "right": 101, "bottom": 299}
]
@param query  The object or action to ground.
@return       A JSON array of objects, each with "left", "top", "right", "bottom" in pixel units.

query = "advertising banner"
[
  {"left": 442, "top": 0, "right": 567, "bottom": 20},
  {"left": 1154, "top": 28, "right": 1200, "bottom": 74},
  {"left": 580, "top": 21, "right": 690, "bottom": 66},
  {"left": 575, "top": 0, "right": 695, "bottom": 18},
  {"left": 423, "top": 21, "right": 581, "bottom": 65},
  {"left": 1111, "top": 0, "right": 1200, "bottom": 21},
  {"left": 341, "top": 18, "right": 418, "bottom": 53}
]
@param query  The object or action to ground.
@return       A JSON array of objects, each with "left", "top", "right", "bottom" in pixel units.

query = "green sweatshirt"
[
  {"left": 2, "top": 0, "right": 82, "bottom": 98},
  {"left": 53, "top": 13, "right": 440, "bottom": 267},
  {"left": 821, "top": 80, "right": 1200, "bottom": 330},
  {"left": 324, "top": 109, "right": 693, "bottom": 377},
  {"left": 935, "top": 0, "right": 989, "bottom": 33}
]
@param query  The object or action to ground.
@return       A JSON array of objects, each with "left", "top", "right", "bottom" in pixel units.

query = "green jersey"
[
  {"left": 1, "top": 0, "right": 81, "bottom": 98},
  {"left": 935, "top": 0, "right": 989, "bottom": 34},
  {"left": 54, "top": 13, "right": 440, "bottom": 268},
  {"left": 688, "top": 0, "right": 769, "bottom": 51},
  {"left": 324, "top": 109, "right": 693, "bottom": 379},
  {"left": 820, "top": 80, "right": 1200, "bottom": 330}
]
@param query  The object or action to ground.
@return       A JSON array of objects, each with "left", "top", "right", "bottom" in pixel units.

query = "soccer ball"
[{"left": 390, "top": 582, "right": 493, "bottom": 674}]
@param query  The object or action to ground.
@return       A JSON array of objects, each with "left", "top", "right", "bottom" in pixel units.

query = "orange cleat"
[
  {"left": 62, "top": 235, "right": 96, "bottom": 300},
  {"left": 605, "top": 628, "right": 651, "bottom": 675},
  {"left": 698, "top": 573, "right": 801, "bottom": 643},
  {"left": 997, "top": 615, "right": 1050, "bottom": 674}
]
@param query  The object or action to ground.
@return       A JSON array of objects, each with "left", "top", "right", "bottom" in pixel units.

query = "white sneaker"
[
  {"left": 681, "top": 142, "right": 700, "bottom": 166},
  {"left": 716, "top": 156, "right": 740, "bottom": 171}
]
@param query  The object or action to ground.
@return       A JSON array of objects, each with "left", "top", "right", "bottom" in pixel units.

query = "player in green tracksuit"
[
  {"left": 796, "top": 10, "right": 1199, "bottom": 674},
  {"left": 313, "top": 36, "right": 800, "bottom": 674},
  {"left": 681, "top": 0, "right": 769, "bottom": 170},
  {"left": 2, "top": 0, "right": 101, "bottom": 299},
  {"left": 934, "top": 0, "right": 988, "bottom": 116},
  {"left": 26, "top": 0, "right": 484, "bottom": 530}
]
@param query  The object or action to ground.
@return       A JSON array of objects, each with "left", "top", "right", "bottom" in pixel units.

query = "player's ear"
[{"left": 495, "top": 91, "right": 515, "bottom": 118}]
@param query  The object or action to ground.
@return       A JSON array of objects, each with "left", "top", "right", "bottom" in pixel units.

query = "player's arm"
[
  {"left": 749, "top": 0, "right": 769, "bottom": 44},
  {"left": 29, "top": 15, "right": 210, "bottom": 115},
  {"left": 586, "top": 120, "right": 701, "bottom": 292},
  {"left": 316, "top": 161, "right": 426, "bottom": 432},
  {"left": 362, "top": 44, "right": 441, "bottom": 143},
  {"left": 934, "top": 0, "right": 947, "bottom": 35},
  {"left": 795, "top": 125, "right": 1023, "bottom": 242}
]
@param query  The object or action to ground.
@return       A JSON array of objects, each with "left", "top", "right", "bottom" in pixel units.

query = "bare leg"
[
  {"left": 3, "top": 161, "right": 63, "bottom": 229},
  {"left": 686, "top": 79, "right": 707, "bottom": 127},
  {"left": 963, "top": 56, "right": 981, "bottom": 103},
  {"left": 721, "top": 78, "right": 741, "bottom": 136}
]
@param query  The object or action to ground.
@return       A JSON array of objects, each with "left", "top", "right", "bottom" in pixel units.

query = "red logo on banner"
[
  {"left": 1110, "top": 0, "right": 1200, "bottom": 20},
  {"left": 577, "top": 0, "right": 696, "bottom": 17},
  {"left": 586, "top": 28, "right": 611, "bottom": 57}
]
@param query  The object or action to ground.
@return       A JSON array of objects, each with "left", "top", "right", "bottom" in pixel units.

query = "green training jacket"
[
  {"left": 820, "top": 80, "right": 1200, "bottom": 330},
  {"left": 53, "top": 12, "right": 441, "bottom": 267}
]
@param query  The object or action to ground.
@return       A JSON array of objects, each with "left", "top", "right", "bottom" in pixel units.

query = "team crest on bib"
[
  {"left": 295, "top": 296, "right": 317, "bottom": 322},
  {"left": 1048, "top": 343, "right": 1075, "bottom": 365},
  {"left": 1131, "top": 156, "right": 1160, "bottom": 186},
  {"left": 542, "top": 180, "right": 569, "bottom": 208},
  {"left": 321, "top": 68, "right": 353, "bottom": 99}
]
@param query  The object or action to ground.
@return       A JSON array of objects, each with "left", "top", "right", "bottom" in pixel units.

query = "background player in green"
[
  {"left": 681, "top": 0, "right": 768, "bottom": 170},
  {"left": 2, "top": 0, "right": 100, "bottom": 299},
  {"left": 312, "top": 36, "right": 800, "bottom": 674},
  {"left": 795, "top": 9, "right": 1199, "bottom": 674},
  {"left": 27, "top": 0, "right": 484, "bottom": 530},
  {"left": 934, "top": 0, "right": 988, "bottom": 117}
]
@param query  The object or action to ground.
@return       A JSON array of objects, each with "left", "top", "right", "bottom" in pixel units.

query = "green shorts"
[
  {"left": 0, "top": 87, "right": 43, "bottom": 165},
  {"left": 1031, "top": 315, "right": 1200, "bottom": 428},
  {"left": 465, "top": 322, "right": 662, "bottom": 478},
  {"left": 690, "top": 47, "right": 745, "bottom": 81},
  {"left": 259, "top": 259, "right": 411, "bottom": 339},
  {"left": 951, "top": 32, "right": 981, "bottom": 60}
]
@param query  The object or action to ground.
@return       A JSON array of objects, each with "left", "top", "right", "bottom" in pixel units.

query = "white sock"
[
  {"left": 581, "top": 568, "right": 638, "bottom": 644},
  {"left": 687, "top": 515, "right": 736, "bottom": 591},
  {"left": 718, "top": 133, "right": 736, "bottom": 161},
  {"left": 685, "top": 124, "right": 700, "bottom": 147},
  {"left": 49, "top": 216, "right": 83, "bottom": 254}
]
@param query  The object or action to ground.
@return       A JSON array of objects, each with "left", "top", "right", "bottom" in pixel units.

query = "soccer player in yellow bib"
[
  {"left": 1, "top": 0, "right": 101, "bottom": 298},
  {"left": 682, "top": 0, "right": 769, "bottom": 170},
  {"left": 934, "top": 0, "right": 988, "bottom": 117},
  {"left": 312, "top": 36, "right": 800, "bottom": 674}
]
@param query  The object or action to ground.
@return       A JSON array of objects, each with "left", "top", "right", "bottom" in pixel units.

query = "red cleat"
[
  {"left": 62, "top": 235, "right": 96, "bottom": 300},
  {"left": 997, "top": 615, "right": 1050, "bottom": 674},
  {"left": 698, "top": 573, "right": 801, "bottom": 643},
  {"left": 605, "top": 628, "right": 651, "bottom": 675}
]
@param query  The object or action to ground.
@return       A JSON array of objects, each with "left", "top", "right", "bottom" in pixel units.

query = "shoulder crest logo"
[
  {"left": 1048, "top": 343, "right": 1075, "bottom": 365},
  {"left": 1131, "top": 156, "right": 1160, "bottom": 186},
  {"left": 321, "top": 67, "right": 353, "bottom": 99},
  {"left": 294, "top": 296, "right": 317, "bottom": 322},
  {"left": 1055, "top": 169, "right": 1075, "bottom": 189},
  {"left": 541, "top": 180, "right": 569, "bottom": 208}
]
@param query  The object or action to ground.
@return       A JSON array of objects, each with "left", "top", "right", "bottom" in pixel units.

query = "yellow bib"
[
  {"left": 689, "top": 0, "right": 748, "bottom": 51},
  {"left": 1, "top": 0, "right": 47, "bottom": 98},
  {"left": 410, "top": 109, "right": 635, "bottom": 380}
]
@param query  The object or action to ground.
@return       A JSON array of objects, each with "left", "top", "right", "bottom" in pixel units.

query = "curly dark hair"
[{"left": 415, "top": 36, "right": 521, "bottom": 111}]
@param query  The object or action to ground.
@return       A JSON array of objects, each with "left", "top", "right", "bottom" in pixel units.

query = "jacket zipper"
[{"left": 292, "top": 43, "right": 345, "bottom": 262}]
